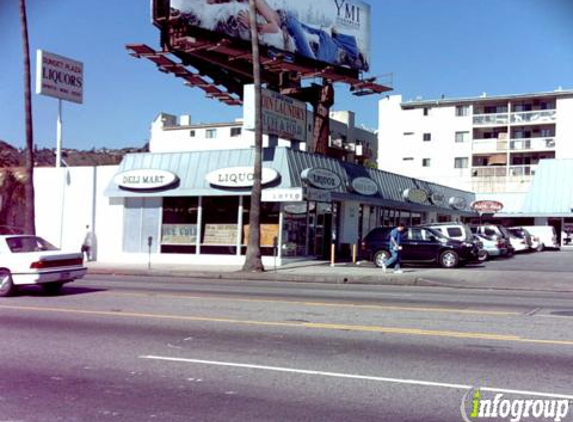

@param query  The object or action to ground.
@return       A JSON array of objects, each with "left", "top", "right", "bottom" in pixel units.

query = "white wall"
[
  {"left": 34, "top": 165, "right": 124, "bottom": 261},
  {"left": 556, "top": 96, "right": 573, "bottom": 159},
  {"left": 338, "top": 201, "right": 360, "bottom": 245}
]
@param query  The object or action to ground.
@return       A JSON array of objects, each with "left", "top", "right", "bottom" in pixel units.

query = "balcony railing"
[
  {"left": 509, "top": 137, "right": 556, "bottom": 151},
  {"left": 472, "top": 137, "right": 556, "bottom": 152},
  {"left": 473, "top": 113, "right": 509, "bottom": 126},
  {"left": 511, "top": 110, "right": 556, "bottom": 124},
  {"left": 471, "top": 165, "right": 538, "bottom": 178}
]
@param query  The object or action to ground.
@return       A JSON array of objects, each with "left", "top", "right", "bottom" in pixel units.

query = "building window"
[
  {"left": 455, "top": 105, "right": 469, "bottom": 116},
  {"left": 423, "top": 107, "right": 430, "bottom": 116},
  {"left": 454, "top": 157, "right": 469, "bottom": 168},
  {"left": 423, "top": 133, "right": 432, "bottom": 142},
  {"left": 230, "top": 127, "right": 242, "bottom": 137},
  {"left": 206, "top": 129, "right": 217, "bottom": 139},
  {"left": 190, "top": 130, "right": 196, "bottom": 137},
  {"left": 422, "top": 158, "right": 431, "bottom": 167},
  {"left": 455, "top": 131, "right": 470, "bottom": 143}
]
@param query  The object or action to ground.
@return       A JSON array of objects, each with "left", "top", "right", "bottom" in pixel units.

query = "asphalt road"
[{"left": 1, "top": 271, "right": 573, "bottom": 422}]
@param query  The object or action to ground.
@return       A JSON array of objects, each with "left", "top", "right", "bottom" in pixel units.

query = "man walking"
[{"left": 382, "top": 223, "right": 406, "bottom": 274}]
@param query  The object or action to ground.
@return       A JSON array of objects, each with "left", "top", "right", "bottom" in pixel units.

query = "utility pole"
[
  {"left": 19, "top": 0, "right": 36, "bottom": 235},
  {"left": 242, "top": 0, "right": 264, "bottom": 272}
]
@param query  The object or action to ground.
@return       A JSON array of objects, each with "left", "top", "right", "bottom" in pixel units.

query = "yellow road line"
[
  {"left": 104, "top": 291, "right": 519, "bottom": 317},
  {"left": 0, "top": 304, "right": 570, "bottom": 345}
]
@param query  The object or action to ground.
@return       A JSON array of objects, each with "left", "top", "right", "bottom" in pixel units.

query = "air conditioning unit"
[{"left": 355, "top": 144, "right": 364, "bottom": 156}]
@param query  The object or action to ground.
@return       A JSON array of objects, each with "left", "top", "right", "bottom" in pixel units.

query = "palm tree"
[
  {"left": 242, "top": 0, "right": 264, "bottom": 272},
  {"left": 19, "top": 0, "right": 36, "bottom": 235}
]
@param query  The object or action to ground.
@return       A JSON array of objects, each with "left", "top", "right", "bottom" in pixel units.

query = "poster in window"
[
  {"left": 161, "top": 224, "right": 197, "bottom": 245},
  {"left": 203, "top": 224, "right": 238, "bottom": 245},
  {"left": 243, "top": 224, "right": 280, "bottom": 247}
]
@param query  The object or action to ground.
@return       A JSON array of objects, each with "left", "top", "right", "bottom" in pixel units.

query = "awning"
[{"left": 488, "top": 154, "right": 508, "bottom": 165}]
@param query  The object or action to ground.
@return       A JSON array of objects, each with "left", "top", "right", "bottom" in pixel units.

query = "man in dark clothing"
[{"left": 382, "top": 223, "right": 406, "bottom": 273}]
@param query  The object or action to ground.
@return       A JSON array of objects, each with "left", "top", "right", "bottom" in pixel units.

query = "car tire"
[
  {"left": 0, "top": 269, "right": 16, "bottom": 297},
  {"left": 41, "top": 282, "right": 64, "bottom": 295},
  {"left": 439, "top": 250, "right": 459, "bottom": 268},
  {"left": 373, "top": 250, "right": 391, "bottom": 268},
  {"left": 477, "top": 250, "right": 488, "bottom": 261},
  {"left": 536, "top": 243, "right": 544, "bottom": 252}
]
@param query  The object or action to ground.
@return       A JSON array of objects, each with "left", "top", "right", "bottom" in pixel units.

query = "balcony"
[
  {"left": 471, "top": 164, "right": 538, "bottom": 178},
  {"left": 473, "top": 113, "right": 509, "bottom": 126},
  {"left": 473, "top": 137, "right": 556, "bottom": 153},
  {"left": 510, "top": 110, "right": 556, "bottom": 124}
]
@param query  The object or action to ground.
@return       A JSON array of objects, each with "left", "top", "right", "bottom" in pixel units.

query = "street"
[{"left": 1, "top": 253, "right": 573, "bottom": 422}]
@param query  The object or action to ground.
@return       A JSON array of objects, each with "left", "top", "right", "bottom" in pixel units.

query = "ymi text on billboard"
[{"left": 169, "top": 0, "right": 371, "bottom": 72}]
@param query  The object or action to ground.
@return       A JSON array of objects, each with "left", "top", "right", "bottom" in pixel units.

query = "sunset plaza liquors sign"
[
  {"left": 36, "top": 50, "right": 83, "bottom": 104},
  {"left": 243, "top": 85, "right": 307, "bottom": 142}
]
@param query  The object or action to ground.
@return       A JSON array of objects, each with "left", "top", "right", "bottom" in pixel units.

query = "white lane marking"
[{"left": 140, "top": 355, "right": 573, "bottom": 400}]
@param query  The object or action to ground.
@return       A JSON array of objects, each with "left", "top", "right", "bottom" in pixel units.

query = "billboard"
[
  {"left": 168, "top": 0, "right": 371, "bottom": 72},
  {"left": 36, "top": 50, "right": 84, "bottom": 104},
  {"left": 243, "top": 85, "right": 308, "bottom": 141}
]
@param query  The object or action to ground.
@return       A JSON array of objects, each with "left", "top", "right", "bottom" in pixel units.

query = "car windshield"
[
  {"left": 5, "top": 236, "right": 59, "bottom": 253},
  {"left": 498, "top": 226, "right": 511, "bottom": 238}
]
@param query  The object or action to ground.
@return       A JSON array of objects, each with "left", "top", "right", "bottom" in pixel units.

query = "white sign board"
[
  {"left": 206, "top": 167, "right": 280, "bottom": 188},
  {"left": 350, "top": 177, "right": 378, "bottom": 196},
  {"left": 262, "top": 188, "right": 304, "bottom": 202},
  {"left": 36, "top": 50, "right": 83, "bottom": 104},
  {"left": 243, "top": 85, "right": 307, "bottom": 142},
  {"left": 114, "top": 169, "right": 178, "bottom": 190},
  {"left": 301, "top": 168, "right": 342, "bottom": 190}
]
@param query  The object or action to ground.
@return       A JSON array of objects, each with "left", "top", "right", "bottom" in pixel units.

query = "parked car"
[
  {"left": 507, "top": 227, "right": 533, "bottom": 252},
  {"left": 0, "top": 235, "right": 87, "bottom": 297},
  {"left": 473, "top": 233, "right": 509, "bottom": 259},
  {"left": 515, "top": 226, "right": 560, "bottom": 251},
  {"left": 361, "top": 226, "right": 480, "bottom": 268},
  {"left": 419, "top": 222, "right": 487, "bottom": 261},
  {"left": 469, "top": 224, "right": 515, "bottom": 256}
]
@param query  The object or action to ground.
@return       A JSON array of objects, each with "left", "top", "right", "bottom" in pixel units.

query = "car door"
[{"left": 402, "top": 228, "right": 432, "bottom": 261}]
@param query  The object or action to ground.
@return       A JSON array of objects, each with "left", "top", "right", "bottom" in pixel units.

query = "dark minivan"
[{"left": 361, "top": 226, "right": 481, "bottom": 268}]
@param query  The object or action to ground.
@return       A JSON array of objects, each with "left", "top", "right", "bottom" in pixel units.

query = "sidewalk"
[{"left": 85, "top": 257, "right": 573, "bottom": 293}]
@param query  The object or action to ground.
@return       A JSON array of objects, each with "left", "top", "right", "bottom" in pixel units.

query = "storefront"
[{"left": 101, "top": 147, "right": 476, "bottom": 265}]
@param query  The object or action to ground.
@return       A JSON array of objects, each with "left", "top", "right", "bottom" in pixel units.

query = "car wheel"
[
  {"left": 0, "top": 269, "right": 16, "bottom": 297},
  {"left": 373, "top": 250, "right": 391, "bottom": 268},
  {"left": 477, "top": 250, "right": 488, "bottom": 261},
  {"left": 439, "top": 250, "right": 459, "bottom": 268},
  {"left": 42, "top": 282, "right": 64, "bottom": 295},
  {"left": 536, "top": 243, "right": 544, "bottom": 252}
]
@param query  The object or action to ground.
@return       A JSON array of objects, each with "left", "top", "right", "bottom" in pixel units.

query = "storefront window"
[
  {"left": 282, "top": 202, "right": 309, "bottom": 257},
  {"left": 161, "top": 197, "right": 198, "bottom": 254},
  {"left": 201, "top": 197, "right": 239, "bottom": 255},
  {"left": 242, "top": 198, "right": 280, "bottom": 256}
]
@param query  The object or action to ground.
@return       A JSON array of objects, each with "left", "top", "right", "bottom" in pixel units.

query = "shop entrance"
[{"left": 307, "top": 202, "right": 337, "bottom": 259}]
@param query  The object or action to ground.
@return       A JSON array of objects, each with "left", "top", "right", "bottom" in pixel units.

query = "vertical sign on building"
[{"left": 35, "top": 50, "right": 84, "bottom": 169}]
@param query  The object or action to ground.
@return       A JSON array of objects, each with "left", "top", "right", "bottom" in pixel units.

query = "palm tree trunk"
[
  {"left": 242, "top": 0, "right": 264, "bottom": 272},
  {"left": 19, "top": 0, "right": 36, "bottom": 235}
]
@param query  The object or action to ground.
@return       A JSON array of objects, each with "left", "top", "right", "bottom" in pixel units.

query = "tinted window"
[
  {"left": 447, "top": 228, "right": 463, "bottom": 237},
  {"left": 6, "top": 236, "right": 58, "bottom": 253},
  {"left": 365, "top": 228, "right": 391, "bottom": 241}
]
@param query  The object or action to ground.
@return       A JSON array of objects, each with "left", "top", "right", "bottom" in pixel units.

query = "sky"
[{"left": 0, "top": 0, "right": 572, "bottom": 151}]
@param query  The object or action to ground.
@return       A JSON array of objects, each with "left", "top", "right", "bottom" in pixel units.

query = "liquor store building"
[{"left": 87, "top": 147, "right": 475, "bottom": 265}]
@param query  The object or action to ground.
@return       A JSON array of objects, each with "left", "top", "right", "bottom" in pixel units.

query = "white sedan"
[{"left": 0, "top": 235, "right": 87, "bottom": 297}]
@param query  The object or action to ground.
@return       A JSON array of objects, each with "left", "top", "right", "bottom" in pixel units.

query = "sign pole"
[{"left": 56, "top": 98, "right": 62, "bottom": 167}]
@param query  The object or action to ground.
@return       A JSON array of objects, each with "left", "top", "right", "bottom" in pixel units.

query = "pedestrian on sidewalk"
[
  {"left": 381, "top": 223, "right": 406, "bottom": 274},
  {"left": 81, "top": 225, "right": 95, "bottom": 262}
]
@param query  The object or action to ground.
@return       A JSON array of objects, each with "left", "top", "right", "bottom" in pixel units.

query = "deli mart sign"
[
  {"left": 206, "top": 167, "right": 280, "bottom": 188},
  {"left": 471, "top": 200, "right": 504, "bottom": 214},
  {"left": 115, "top": 169, "right": 178, "bottom": 190},
  {"left": 36, "top": 50, "right": 83, "bottom": 104}
]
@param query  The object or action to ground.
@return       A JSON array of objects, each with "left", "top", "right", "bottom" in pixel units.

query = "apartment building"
[
  {"left": 149, "top": 110, "right": 378, "bottom": 166},
  {"left": 378, "top": 89, "right": 573, "bottom": 193}
]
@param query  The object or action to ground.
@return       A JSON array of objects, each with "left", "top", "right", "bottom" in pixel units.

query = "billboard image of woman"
[{"left": 169, "top": 0, "right": 371, "bottom": 71}]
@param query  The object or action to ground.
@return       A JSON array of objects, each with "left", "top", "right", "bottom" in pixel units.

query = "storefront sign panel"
[
  {"left": 305, "top": 188, "right": 332, "bottom": 203},
  {"left": 449, "top": 196, "right": 468, "bottom": 211},
  {"left": 301, "top": 168, "right": 341, "bottom": 190},
  {"left": 244, "top": 86, "right": 307, "bottom": 142},
  {"left": 203, "top": 224, "right": 237, "bottom": 245},
  {"left": 350, "top": 177, "right": 378, "bottom": 196},
  {"left": 36, "top": 50, "right": 84, "bottom": 104},
  {"left": 115, "top": 169, "right": 179, "bottom": 190},
  {"left": 402, "top": 188, "right": 428, "bottom": 204},
  {"left": 161, "top": 224, "right": 197, "bottom": 245},
  {"left": 262, "top": 188, "right": 304, "bottom": 202},
  {"left": 206, "top": 167, "right": 280, "bottom": 188},
  {"left": 471, "top": 200, "right": 504, "bottom": 213}
]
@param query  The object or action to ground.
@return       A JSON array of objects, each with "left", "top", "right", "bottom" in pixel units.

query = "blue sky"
[{"left": 1, "top": 0, "right": 572, "bottom": 150}]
